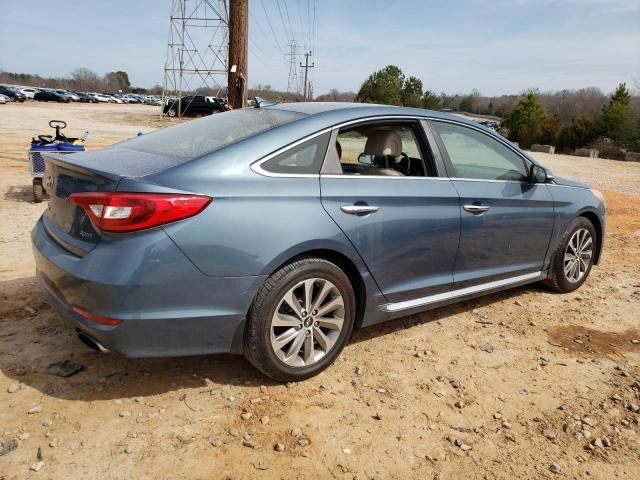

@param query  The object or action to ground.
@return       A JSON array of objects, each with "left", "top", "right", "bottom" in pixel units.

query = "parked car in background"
[
  {"left": 32, "top": 103, "right": 606, "bottom": 381},
  {"left": 104, "top": 95, "right": 124, "bottom": 104},
  {"left": 125, "top": 94, "right": 143, "bottom": 103},
  {"left": 20, "top": 87, "right": 38, "bottom": 99},
  {"left": 53, "top": 89, "right": 80, "bottom": 101},
  {"left": 144, "top": 96, "right": 162, "bottom": 106},
  {"left": 91, "top": 93, "right": 111, "bottom": 103},
  {"left": 75, "top": 92, "right": 98, "bottom": 103},
  {"left": 162, "top": 95, "right": 226, "bottom": 116},
  {"left": 33, "top": 90, "right": 69, "bottom": 102},
  {"left": 0, "top": 86, "right": 26, "bottom": 102},
  {"left": 0, "top": 93, "right": 9, "bottom": 104}
]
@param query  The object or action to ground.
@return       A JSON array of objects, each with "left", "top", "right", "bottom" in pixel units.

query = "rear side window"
[
  {"left": 433, "top": 121, "right": 529, "bottom": 181},
  {"left": 261, "top": 132, "right": 330, "bottom": 175},
  {"left": 116, "top": 108, "right": 306, "bottom": 160}
]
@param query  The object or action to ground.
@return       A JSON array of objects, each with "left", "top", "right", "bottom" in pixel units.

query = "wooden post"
[{"left": 228, "top": 0, "right": 248, "bottom": 108}]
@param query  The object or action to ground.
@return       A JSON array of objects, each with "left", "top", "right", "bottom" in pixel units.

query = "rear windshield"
[{"left": 113, "top": 108, "right": 306, "bottom": 160}]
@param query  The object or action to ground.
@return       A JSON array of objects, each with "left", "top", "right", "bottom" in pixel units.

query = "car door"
[
  {"left": 180, "top": 96, "right": 193, "bottom": 114},
  {"left": 192, "top": 96, "right": 207, "bottom": 114},
  {"left": 320, "top": 119, "right": 460, "bottom": 304},
  {"left": 429, "top": 120, "right": 554, "bottom": 289}
]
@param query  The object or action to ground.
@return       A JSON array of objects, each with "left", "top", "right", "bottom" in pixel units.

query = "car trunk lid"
[{"left": 42, "top": 153, "right": 121, "bottom": 256}]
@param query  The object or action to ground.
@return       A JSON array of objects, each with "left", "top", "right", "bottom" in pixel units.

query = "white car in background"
[
  {"left": 0, "top": 93, "right": 9, "bottom": 104},
  {"left": 92, "top": 93, "right": 111, "bottom": 103},
  {"left": 20, "top": 87, "right": 38, "bottom": 99}
]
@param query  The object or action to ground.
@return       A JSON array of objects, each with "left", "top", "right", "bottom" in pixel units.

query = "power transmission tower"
[
  {"left": 162, "top": 0, "right": 229, "bottom": 116},
  {"left": 299, "top": 51, "right": 314, "bottom": 100},
  {"left": 286, "top": 41, "right": 300, "bottom": 98},
  {"left": 228, "top": 0, "right": 248, "bottom": 108}
]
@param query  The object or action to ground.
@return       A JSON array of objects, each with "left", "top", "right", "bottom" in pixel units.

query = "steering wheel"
[
  {"left": 391, "top": 152, "right": 411, "bottom": 176},
  {"left": 37, "top": 135, "right": 54, "bottom": 144}
]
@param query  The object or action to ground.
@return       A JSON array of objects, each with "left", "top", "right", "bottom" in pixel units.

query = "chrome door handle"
[
  {"left": 340, "top": 205, "right": 380, "bottom": 215},
  {"left": 463, "top": 204, "right": 490, "bottom": 213}
]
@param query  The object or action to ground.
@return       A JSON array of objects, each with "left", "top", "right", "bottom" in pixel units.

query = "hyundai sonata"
[{"left": 32, "top": 102, "right": 605, "bottom": 381}]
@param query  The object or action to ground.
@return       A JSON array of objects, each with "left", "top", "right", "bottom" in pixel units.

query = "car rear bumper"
[{"left": 32, "top": 217, "right": 265, "bottom": 357}]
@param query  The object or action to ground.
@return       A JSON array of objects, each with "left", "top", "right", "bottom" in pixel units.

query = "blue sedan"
[{"left": 32, "top": 102, "right": 606, "bottom": 381}]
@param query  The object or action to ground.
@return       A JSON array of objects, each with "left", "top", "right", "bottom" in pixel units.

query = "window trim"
[
  {"left": 260, "top": 131, "right": 331, "bottom": 175},
  {"left": 250, "top": 114, "right": 531, "bottom": 180},
  {"left": 426, "top": 119, "right": 533, "bottom": 182},
  {"left": 251, "top": 127, "right": 333, "bottom": 178}
]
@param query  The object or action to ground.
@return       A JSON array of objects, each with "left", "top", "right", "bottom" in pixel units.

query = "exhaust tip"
[{"left": 77, "top": 331, "right": 110, "bottom": 353}]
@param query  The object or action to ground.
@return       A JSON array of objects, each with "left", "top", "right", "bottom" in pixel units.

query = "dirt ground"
[{"left": 1, "top": 102, "right": 639, "bottom": 480}]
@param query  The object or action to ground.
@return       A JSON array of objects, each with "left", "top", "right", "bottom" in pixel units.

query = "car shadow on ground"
[
  {"left": 349, "top": 283, "right": 546, "bottom": 346},
  {"left": 3, "top": 184, "right": 38, "bottom": 203},
  {"left": 0, "top": 276, "right": 545, "bottom": 402}
]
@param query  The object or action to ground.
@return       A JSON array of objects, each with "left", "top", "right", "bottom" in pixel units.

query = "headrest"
[{"left": 364, "top": 130, "right": 402, "bottom": 157}]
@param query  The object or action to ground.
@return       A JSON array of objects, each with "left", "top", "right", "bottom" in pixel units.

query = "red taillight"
[
  {"left": 68, "top": 192, "right": 211, "bottom": 232},
  {"left": 72, "top": 306, "right": 123, "bottom": 326}
]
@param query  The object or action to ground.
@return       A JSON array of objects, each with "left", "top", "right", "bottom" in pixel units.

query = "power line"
[
  {"left": 296, "top": 0, "right": 307, "bottom": 51},
  {"left": 312, "top": 0, "right": 316, "bottom": 54},
  {"left": 258, "top": 0, "right": 286, "bottom": 56},
  {"left": 282, "top": 0, "right": 296, "bottom": 45},
  {"left": 306, "top": 0, "right": 312, "bottom": 50},
  {"left": 276, "top": 0, "right": 294, "bottom": 43},
  {"left": 249, "top": 10, "right": 280, "bottom": 59}
]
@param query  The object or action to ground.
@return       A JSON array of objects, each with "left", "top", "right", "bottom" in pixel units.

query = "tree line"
[
  {"left": 0, "top": 68, "right": 142, "bottom": 94},
  {"left": 353, "top": 65, "right": 640, "bottom": 157}
]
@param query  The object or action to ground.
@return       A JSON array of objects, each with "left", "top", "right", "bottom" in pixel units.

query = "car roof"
[
  {"left": 166, "top": 102, "right": 508, "bottom": 172},
  {"left": 266, "top": 101, "right": 476, "bottom": 127}
]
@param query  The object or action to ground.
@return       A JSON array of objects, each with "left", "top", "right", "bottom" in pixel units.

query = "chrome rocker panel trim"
[{"left": 382, "top": 271, "right": 544, "bottom": 313}]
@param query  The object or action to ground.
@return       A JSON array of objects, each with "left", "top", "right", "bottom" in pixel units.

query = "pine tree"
[
  {"left": 502, "top": 92, "right": 546, "bottom": 148},
  {"left": 599, "top": 83, "right": 635, "bottom": 146},
  {"left": 356, "top": 65, "right": 405, "bottom": 106}
]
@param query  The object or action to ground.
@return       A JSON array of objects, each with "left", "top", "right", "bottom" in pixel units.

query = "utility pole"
[
  {"left": 299, "top": 51, "right": 314, "bottom": 100},
  {"left": 228, "top": 0, "right": 248, "bottom": 108}
]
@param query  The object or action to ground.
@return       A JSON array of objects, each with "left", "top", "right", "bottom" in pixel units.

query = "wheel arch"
[
  {"left": 267, "top": 248, "right": 368, "bottom": 330},
  {"left": 231, "top": 245, "right": 371, "bottom": 353},
  {"left": 578, "top": 210, "right": 603, "bottom": 265}
]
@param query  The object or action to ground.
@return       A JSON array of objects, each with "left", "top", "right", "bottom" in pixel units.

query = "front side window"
[
  {"left": 261, "top": 132, "right": 330, "bottom": 174},
  {"left": 433, "top": 122, "right": 529, "bottom": 181}
]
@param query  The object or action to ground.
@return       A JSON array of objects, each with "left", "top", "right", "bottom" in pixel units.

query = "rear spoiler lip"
[
  {"left": 44, "top": 152, "right": 203, "bottom": 196},
  {"left": 43, "top": 152, "right": 123, "bottom": 182}
]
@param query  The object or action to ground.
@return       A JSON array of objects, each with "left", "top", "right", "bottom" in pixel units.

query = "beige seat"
[{"left": 362, "top": 130, "right": 404, "bottom": 176}]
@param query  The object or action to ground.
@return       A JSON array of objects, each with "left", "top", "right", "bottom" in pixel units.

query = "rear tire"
[
  {"left": 33, "top": 180, "right": 44, "bottom": 203},
  {"left": 243, "top": 257, "right": 355, "bottom": 382},
  {"left": 543, "top": 217, "right": 596, "bottom": 293},
  {"left": 167, "top": 107, "right": 177, "bottom": 117}
]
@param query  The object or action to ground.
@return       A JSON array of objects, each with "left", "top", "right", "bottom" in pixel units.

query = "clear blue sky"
[{"left": 1, "top": 0, "right": 638, "bottom": 96}]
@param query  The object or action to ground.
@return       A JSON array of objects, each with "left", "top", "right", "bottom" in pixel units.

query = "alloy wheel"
[
  {"left": 270, "top": 278, "right": 345, "bottom": 367},
  {"left": 564, "top": 228, "right": 593, "bottom": 283}
]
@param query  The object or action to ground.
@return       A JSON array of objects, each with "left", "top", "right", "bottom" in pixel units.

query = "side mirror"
[{"left": 530, "top": 164, "right": 554, "bottom": 183}]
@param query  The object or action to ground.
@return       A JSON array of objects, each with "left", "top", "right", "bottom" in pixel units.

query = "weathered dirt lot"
[{"left": 1, "top": 102, "right": 639, "bottom": 479}]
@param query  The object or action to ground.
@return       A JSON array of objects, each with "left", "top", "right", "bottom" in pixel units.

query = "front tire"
[
  {"left": 544, "top": 217, "right": 596, "bottom": 293},
  {"left": 243, "top": 257, "right": 356, "bottom": 382}
]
